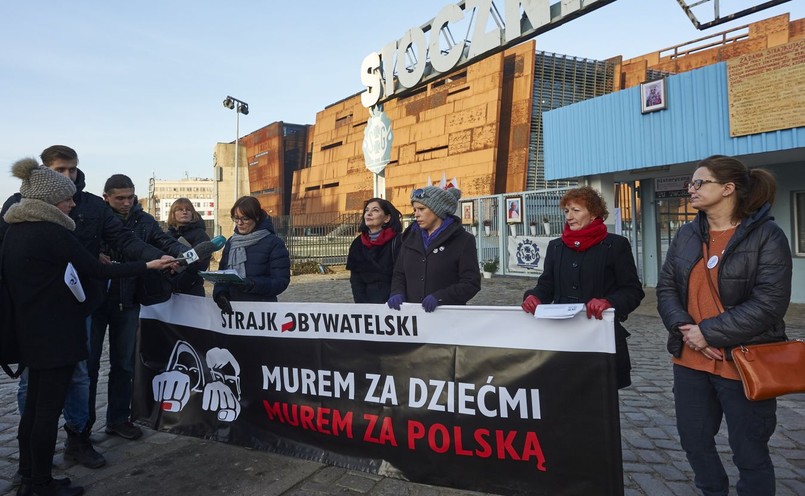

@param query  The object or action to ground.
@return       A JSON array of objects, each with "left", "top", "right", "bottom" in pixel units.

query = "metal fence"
[
  {"left": 268, "top": 189, "right": 569, "bottom": 272},
  {"left": 460, "top": 188, "right": 571, "bottom": 277},
  {"left": 272, "top": 212, "right": 362, "bottom": 265}
]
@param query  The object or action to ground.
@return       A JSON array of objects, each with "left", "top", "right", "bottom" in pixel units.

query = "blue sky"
[{"left": 2, "top": 0, "right": 803, "bottom": 202}]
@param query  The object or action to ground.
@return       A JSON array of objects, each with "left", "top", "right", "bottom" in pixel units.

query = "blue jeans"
[
  {"left": 673, "top": 364, "right": 777, "bottom": 496},
  {"left": 89, "top": 300, "right": 139, "bottom": 427},
  {"left": 16, "top": 318, "right": 91, "bottom": 433}
]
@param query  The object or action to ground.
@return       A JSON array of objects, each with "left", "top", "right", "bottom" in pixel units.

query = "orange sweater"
[{"left": 672, "top": 228, "right": 740, "bottom": 380}]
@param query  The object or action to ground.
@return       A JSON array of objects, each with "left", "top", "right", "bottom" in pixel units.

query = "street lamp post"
[{"left": 222, "top": 95, "right": 249, "bottom": 200}]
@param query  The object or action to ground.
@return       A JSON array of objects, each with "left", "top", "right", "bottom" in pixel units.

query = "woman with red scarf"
[
  {"left": 521, "top": 186, "right": 644, "bottom": 388},
  {"left": 346, "top": 198, "right": 403, "bottom": 303}
]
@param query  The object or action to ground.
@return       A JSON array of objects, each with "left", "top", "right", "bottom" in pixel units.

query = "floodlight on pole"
[{"left": 223, "top": 95, "right": 249, "bottom": 201}]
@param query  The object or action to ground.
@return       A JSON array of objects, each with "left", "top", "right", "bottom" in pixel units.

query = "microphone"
[{"left": 182, "top": 235, "right": 226, "bottom": 264}]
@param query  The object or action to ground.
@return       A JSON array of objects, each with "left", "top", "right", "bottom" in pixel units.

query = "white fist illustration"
[
  {"left": 152, "top": 370, "right": 191, "bottom": 412},
  {"left": 202, "top": 381, "right": 241, "bottom": 422}
]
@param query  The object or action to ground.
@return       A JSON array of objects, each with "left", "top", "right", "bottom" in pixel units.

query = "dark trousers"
[
  {"left": 673, "top": 364, "right": 777, "bottom": 496},
  {"left": 89, "top": 299, "right": 140, "bottom": 427},
  {"left": 18, "top": 364, "right": 74, "bottom": 484}
]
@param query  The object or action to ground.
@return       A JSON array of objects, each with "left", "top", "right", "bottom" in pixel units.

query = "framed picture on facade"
[
  {"left": 460, "top": 201, "right": 474, "bottom": 225},
  {"left": 505, "top": 196, "right": 523, "bottom": 224},
  {"left": 641, "top": 78, "right": 667, "bottom": 113}
]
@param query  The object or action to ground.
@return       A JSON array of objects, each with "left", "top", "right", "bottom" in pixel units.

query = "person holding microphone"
[{"left": 2, "top": 159, "right": 174, "bottom": 496}]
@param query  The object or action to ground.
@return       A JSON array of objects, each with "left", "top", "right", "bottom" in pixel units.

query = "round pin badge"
[{"left": 706, "top": 255, "right": 719, "bottom": 269}]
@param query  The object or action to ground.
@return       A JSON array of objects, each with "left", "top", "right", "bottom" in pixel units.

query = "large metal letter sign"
[{"left": 359, "top": 0, "right": 615, "bottom": 107}]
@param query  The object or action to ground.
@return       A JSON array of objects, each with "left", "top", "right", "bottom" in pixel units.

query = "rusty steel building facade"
[{"left": 234, "top": 14, "right": 802, "bottom": 221}]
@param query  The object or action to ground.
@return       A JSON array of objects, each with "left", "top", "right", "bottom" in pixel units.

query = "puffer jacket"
[
  {"left": 167, "top": 218, "right": 211, "bottom": 296},
  {"left": 214, "top": 215, "right": 291, "bottom": 302},
  {"left": 390, "top": 217, "right": 480, "bottom": 305},
  {"left": 100, "top": 201, "right": 186, "bottom": 307},
  {"left": 656, "top": 203, "right": 792, "bottom": 358}
]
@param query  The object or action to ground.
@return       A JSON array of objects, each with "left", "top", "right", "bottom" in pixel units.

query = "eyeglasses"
[
  {"left": 231, "top": 216, "right": 252, "bottom": 223},
  {"left": 176, "top": 208, "right": 192, "bottom": 213},
  {"left": 412, "top": 188, "right": 428, "bottom": 199},
  {"left": 685, "top": 179, "right": 722, "bottom": 190}
]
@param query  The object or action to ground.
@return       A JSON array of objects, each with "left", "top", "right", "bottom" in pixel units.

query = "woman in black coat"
[
  {"left": 521, "top": 186, "right": 644, "bottom": 389},
  {"left": 213, "top": 196, "right": 291, "bottom": 313},
  {"left": 2, "top": 159, "right": 172, "bottom": 496},
  {"left": 388, "top": 186, "right": 480, "bottom": 312},
  {"left": 656, "top": 156, "right": 791, "bottom": 495},
  {"left": 166, "top": 198, "right": 211, "bottom": 296},
  {"left": 346, "top": 198, "right": 402, "bottom": 303}
]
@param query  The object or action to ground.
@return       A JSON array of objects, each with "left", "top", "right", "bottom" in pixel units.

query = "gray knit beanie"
[
  {"left": 12, "top": 157, "right": 76, "bottom": 204},
  {"left": 410, "top": 186, "right": 462, "bottom": 219}
]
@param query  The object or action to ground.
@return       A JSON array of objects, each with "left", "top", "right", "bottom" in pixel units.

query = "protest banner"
[{"left": 136, "top": 295, "right": 622, "bottom": 495}]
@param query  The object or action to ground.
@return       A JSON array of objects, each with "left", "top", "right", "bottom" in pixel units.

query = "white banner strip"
[{"left": 140, "top": 295, "right": 615, "bottom": 354}]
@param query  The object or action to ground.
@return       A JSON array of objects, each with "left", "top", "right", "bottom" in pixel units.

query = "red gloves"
[
  {"left": 522, "top": 295, "right": 541, "bottom": 314},
  {"left": 586, "top": 298, "right": 611, "bottom": 320}
]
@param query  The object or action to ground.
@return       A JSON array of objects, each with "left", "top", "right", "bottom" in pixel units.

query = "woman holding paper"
[
  {"left": 2, "top": 158, "right": 173, "bottom": 496},
  {"left": 213, "top": 196, "right": 291, "bottom": 313},
  {"left": 346, "top": 198, "right": 403, "bottom": 303},
  {"left": 166, "top": 198, "right": 211, "bottom": 296},
  {"left": 521, "top": 186, "right": 643, "bottom": 389},
  {"left": 656, "top": 155, "right": 791, "bottom": 495}
]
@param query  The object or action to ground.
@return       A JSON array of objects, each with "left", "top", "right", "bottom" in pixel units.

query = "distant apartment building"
[{"left": 147, "top": 177, "right": 215, "bottom": 226}]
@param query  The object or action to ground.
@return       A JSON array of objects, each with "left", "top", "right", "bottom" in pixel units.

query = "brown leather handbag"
[{"left": 731, "top": 340, "right": 805, "bottom": 401}]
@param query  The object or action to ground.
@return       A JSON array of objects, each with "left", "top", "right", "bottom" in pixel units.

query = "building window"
[
  {"left": 321, "top": 141, "right": 343, "bottom": 151},
  {"left": 795, "top": 191, "right": 805, "bottom": 257}
]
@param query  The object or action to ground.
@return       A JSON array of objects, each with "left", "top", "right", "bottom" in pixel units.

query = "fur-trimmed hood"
[{"left": 3, "top": 197, "right": 75, "bottom": 231}]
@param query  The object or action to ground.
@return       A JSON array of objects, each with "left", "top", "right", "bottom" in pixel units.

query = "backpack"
[{"left": 0, "top": 243, "right": 23, "bottom": 378}]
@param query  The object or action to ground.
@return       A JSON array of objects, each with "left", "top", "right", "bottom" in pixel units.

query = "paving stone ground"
[{"left": 1, "top": 269, "right": 802, "bottom": 495}]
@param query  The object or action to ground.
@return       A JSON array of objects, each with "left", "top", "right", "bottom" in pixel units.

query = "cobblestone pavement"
[{"left": 1, "top": 271, "right": 803, "bottom": 495}]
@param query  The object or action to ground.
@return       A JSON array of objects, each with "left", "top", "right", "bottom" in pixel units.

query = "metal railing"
[
  {"left": 272, "top": 212, "right": 362, "bottom": 265},
  {"left": 459, "top": 188, "right": 571, "bottom": 277}
]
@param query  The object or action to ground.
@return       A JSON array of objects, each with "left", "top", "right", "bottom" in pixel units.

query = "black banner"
[{"left": 135, "top": 296, "right": 623, "bottom": 495}]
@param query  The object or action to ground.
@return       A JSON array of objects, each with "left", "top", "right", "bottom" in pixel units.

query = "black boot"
[
  {"left": 17, "top": 478, "right": 74, "bottom": 496},
  {"left": 63, "top": 426, "right": 105, "bottom": 469},
  {"left": 30, "top": 479, "right": 83, "bottom": 496}
]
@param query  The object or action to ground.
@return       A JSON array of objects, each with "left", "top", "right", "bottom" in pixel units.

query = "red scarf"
[
  {"left": 360, "top": 227, "right": 397, "bottom": 249},
  {"left": 561, "top": 217, "right": 608, "bottom": 252}
]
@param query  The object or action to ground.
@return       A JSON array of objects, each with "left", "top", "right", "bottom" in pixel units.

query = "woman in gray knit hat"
[
  {"left": 2, "top": 159, "right": 173, "bottom": 496},
  {"left": 387, "top": 186, "right": 480, "bottom": 312}
]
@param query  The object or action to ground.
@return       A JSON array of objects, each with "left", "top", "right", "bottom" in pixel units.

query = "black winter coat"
[
  {"left": 167, "top": 218, "right": 211, "bottom": 296},
  {"left": 3, "top": 220, "right": 148, "bottom": 370},
  {"left": 524, "top": 232, "right": 644, "bottom": 389},
  {"left": 1, "top": 170, "right": 165, "bottom": 261},
  {"left": 214, "top": 215, "right": 291, "bottom": 302},
  {"left": 346, "top": 231, "right": 401, "bottom": 303},
  {"left": 1, "top": 170, "right": 170, "bottom": 312},
  {"left": 390, "top": 217, "right": 480, "bottom": 305},
  {"left": 99, "top": 202, "right": 186, "bottom": 307},
  {"left": 656, "top": 203, "right": 792, "bottom": 359}
]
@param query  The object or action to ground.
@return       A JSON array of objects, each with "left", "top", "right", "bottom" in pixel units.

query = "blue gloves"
[
  {"left": 422, "top": 295, "right": 439, "bottom": 313},
  {"left": 387, "top": 294, "right": 404, "bottom": 310}
]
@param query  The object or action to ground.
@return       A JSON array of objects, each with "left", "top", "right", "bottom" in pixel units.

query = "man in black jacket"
[
  {"left": 89, "top": 174, "right": 187, "bottom": 441},
  {"left": 0, "top": 145, "right": 180, "bottom": 472}
]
